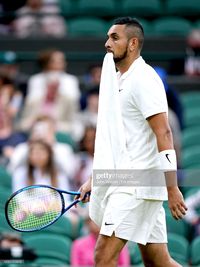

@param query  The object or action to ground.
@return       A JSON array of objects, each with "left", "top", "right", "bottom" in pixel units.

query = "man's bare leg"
[
  {"left": 138, "top": 243, "right": 182, "bottom": 267},
  {"left": 94, "top": 233, "right": 127, "bottom": 267}
]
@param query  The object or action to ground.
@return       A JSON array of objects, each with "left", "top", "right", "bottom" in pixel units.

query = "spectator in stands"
[
  {"left": 19, "top": 73, "right": 77, "bottom": 135},
  {"left": 12, "top": 0, "right": 66, "bottom": 38},
  {"left": 9, "top": 115, "right": 76, "bottom": 181},
  {"left": 0, "top": 76, "right": 26, "bottom": 166},
  {"left": 23, "top": 49, "right": 82, "bottom": 140},
  {"left": 79, "top": 87, "right": 99, "bottom": 130},
  {"left": 12, "top": 139, "right": 70, "bottom": 194},
  {"left": 0, "top": 1, "right": 26, "bottom": 35},
  {"left": 0, "top": 51, "right": 29, "bottom": 98},
  {"left": 185, "top": 29, "right": 200, "bottom": 76},
  {"left": 184, "top": 189, "right": 200, "bottom": 238},
  {"left": 0, "top": 232, "right": 24, "bottom": 249},
  {"left": 71, "top": 208, "right": 130, "bottom": 266},
  {"left": 80, "top": 64, "right": 101, "bottom": 110},
  {"left": 73, "top": 126, "right": 96, "bottom": 190},
  {"left": 0, "top": 75, "right": 23, "bottom": 122},
  {"left": 0, "top": 231, "right": 37, "bottom": 261},
  {"left": 154, "top": 66, "right": 184, "bottom": 129},
  {"left": 82, "top": 64, "right": 102, "bottom": 91}
]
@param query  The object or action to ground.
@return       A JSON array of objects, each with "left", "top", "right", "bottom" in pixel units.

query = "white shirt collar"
[{"left": 117, "top": 56, "right": 144, "bottom": 81}]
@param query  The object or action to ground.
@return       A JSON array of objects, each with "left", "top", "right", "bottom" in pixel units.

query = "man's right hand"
[{"left": 76, "top": 176, "right": 92, "bottom": 203}]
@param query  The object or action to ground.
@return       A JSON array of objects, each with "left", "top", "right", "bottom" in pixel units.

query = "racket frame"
[{"left": 5, "top": 184, "right": 82, "bottom": 232}]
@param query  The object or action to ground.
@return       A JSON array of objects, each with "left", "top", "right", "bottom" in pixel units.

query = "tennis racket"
[{"left": 5, "top": 185, "right": 90, "bottom": 232}]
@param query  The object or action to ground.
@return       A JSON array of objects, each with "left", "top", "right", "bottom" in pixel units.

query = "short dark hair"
[{"left": 114, "top": 17, "right": 144, "bottom": 50}]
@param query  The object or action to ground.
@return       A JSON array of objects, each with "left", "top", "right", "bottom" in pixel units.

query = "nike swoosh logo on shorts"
[
  {"left": 105, "top": 222, "right": 114, "bottom": 226},
  {"left": 165, "top": 154, "right": 171, "bottom": 163},
  {"left": 119, "top": 89, "right": 123, "bottom": 92}
]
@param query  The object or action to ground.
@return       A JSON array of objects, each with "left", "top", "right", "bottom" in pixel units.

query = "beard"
[{"left": 113, "top": 45, "right": 128, "bottom": 63}]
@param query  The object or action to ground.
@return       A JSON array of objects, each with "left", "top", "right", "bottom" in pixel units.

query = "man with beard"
[{"left": 77, "top": 17, "right": 187, "bottom": 267}]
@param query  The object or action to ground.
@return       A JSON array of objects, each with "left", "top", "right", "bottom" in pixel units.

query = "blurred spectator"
[
  {"left": 184, "top": 189, "right": 200, "bottom": 237},
  {"left": 12, "top": 0, "right": 66, "bottom": 38},
  {"left": 71, "top": 209, "right": 130, "bottom": 266},
  {"left": 0, "top": 76, "right": 26, "bottom": 166},
  {"left": 0, "top": 1, "right": 25, "bottom": 34},
  {"left": 0, "top": 232, "right": 24, "bottom": 249},
  {"left": 153, "top": 66, "right": 184, "bottom": 129},
  {"left": 9, "top": 115, "right": 76, "bottom": 181},
  {"left": 73, "top": 126, "right": 96, "bottom": 190},
  {"left": 0, "top": 75, "right": 23, "bottom": 121},
  {"left": 79, "top": 87, "right": 99, "bottom": 130},
  {"left": 19, "top": 74, "right": 76, "bottom": 134},
  {"left": 23, "top": 49, "right": 82, "bottom": 140},
  {"left": 0, "top": 51, "right": 29, "bottom": 98},
  {"left": 12, "top": 139, "right": 70, "bottom": 194},
  {"left": 82, "top": 64, "right": 102, "bottom": 91},
  {"left": 80, "top": 64, "right": 101, "bottom": 110},
  {"left": 185, "top": 29, "right": 200, "bottom": 76},
  {"left": 0, "top": 231, "right": 36, "bottom": 261}
]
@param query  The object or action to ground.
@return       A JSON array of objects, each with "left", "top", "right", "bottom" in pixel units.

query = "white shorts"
[{"left": 99, "top": 192, "right": 167, "bottom": 245}]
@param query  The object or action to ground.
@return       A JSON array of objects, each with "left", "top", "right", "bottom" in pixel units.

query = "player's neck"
[{"left": 116, "top": 53, "right": 140, "bottom": 74}]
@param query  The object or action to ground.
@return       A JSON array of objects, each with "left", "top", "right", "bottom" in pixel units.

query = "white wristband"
[{"left": 159, "top": 149, "right": 177, "bottom": 172}]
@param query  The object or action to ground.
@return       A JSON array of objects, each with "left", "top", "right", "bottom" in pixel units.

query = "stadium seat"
[
  {"left": 166, "top": 213, "right": 189, "bottom": 238},
  {"left": 167, "top": 233, "right": 189, "bottom": 265},
  {"left": 190, "top": 236, "right": 200, "bottom": 265},
  {"left": 68, "top": 17, "right": 107, "bottom": 37},
  {"left": 22, "top": 215, "right": 82, "bottom": 241},
  {"left": 0, "top": 166, "right": 12, "bottom": 189},
  {"left": 44, "top": 215, "right": 81, "bottom": 240},
  {"left": 24, "top": 234, "right": 72, "bottom": 264},
  {"left": 0, "top": 188, "right": 12, "bottom": 209},
  {"left": 181, "top": 169, "right": 200, "bottom": 189},
  {"left": 77, "top": 0, "right": 116, "bottom": 17},
  {"left": 195, "top": 20, "right": 200, "bottom": 29},
  {"left": 121, "top": 0, "right": 162, "bottom": 17},
  {"left": 33, "top": 257, "right": 68, "bottom": 266},
  {"left": 166, "top": 0, "right": 200, "bottom": 16},
  {"left": 58, "top": 0, "right": 71, "bottom": 16},
  {"left": 182, "top": 146, "right": 200, "bottom": 169},
  {"left": 137, "top": 18, "right": 154, "bottom": 36},
  {"left": 181, "top": 92, "right": 200, "bottom": 110},
  {"left": 182, "top": 126, "right": 200, "bottom": 149},
  {"left": 55, "top": 131, "right": 77, "bottom": 151},
  {"left": 152, "top": 17, "right": 192, "bottom": 36},
  {"left": 128, "top": 242, "right": 143, "bottom": 265},
  {"left": 184, "top": 188, "right": 200, "bottom": 218},
  {"left": 184, "top": 107, "right": 200, "bottom": 128},
  {"left": 184, "top": 187, "right": 200, "bottom": 199},
  {"left": 0, "top": 212, "right": 14, "bottom": 231}
]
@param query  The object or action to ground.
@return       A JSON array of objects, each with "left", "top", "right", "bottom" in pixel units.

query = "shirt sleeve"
[{"left": 133, "top": 70, "right": 168, "bottom": 119}]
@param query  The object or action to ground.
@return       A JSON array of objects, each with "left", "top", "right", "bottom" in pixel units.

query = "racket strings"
[{"left": 7, "top": 187, "right": 63, "bottom": 231}]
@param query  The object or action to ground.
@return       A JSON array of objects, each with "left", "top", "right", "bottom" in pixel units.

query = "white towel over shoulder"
[{"left": 89, "top": 53, "right": 132, "bottom": 226}]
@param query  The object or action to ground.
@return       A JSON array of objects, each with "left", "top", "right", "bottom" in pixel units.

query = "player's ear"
[{"left": 129, "top": 37, "right": 138, "bottom": 52}]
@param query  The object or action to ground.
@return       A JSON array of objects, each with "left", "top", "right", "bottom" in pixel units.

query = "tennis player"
[{"left": 78, "top": 17, "right": 187, "bottom": 267}]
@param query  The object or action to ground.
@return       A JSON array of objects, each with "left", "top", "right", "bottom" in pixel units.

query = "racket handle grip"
[{"left": 82, "top": 191, "right": 91, "bottom": 201}]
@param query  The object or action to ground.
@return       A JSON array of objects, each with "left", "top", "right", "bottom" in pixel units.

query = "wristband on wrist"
[{"left": 159, "top": 149, "right": 177, "bottom": 172}]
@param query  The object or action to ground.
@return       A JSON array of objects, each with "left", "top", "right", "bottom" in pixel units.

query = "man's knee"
[
  {"left": 142, "top": 255, "right": 181, "bottom": 267},
  {"left": 94, "top": 234, "right": 126, "bottom": 266},
  {"left": 139, "top": 243, "right": 181, "bottom": 267},
  {"left": 94, "top": 236, "right": 118, "bottom": 265},
  {"left": 94, "top": 246, "right": 117, "bottom": 266}
]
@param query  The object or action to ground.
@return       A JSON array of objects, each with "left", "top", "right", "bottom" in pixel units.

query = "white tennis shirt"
[{"left": 117, "top": 56, "right": 168, "bottom": 200}]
